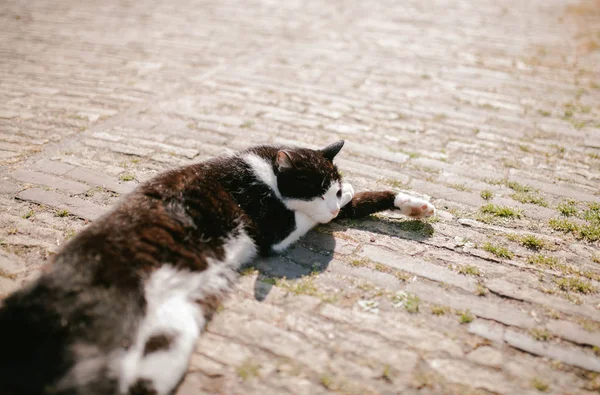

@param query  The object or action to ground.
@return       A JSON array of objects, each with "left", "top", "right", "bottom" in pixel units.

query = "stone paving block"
[
  {"left": 10, "top": 170, "right": 89, "bottom": 195},
  {"left": 65, "top": 167, "right": 134, "bottom": 195},
  {"left": 467, "top": 346, "right": 504, "bottom": 368},
  {"left": 504, "top": 329, "right": 600, "bottom": 373},
  {"left": 406, "top": 281, "right": 536, "bottom": 329},
  {"left": 319, "top": 304, "right": 464, "bottom": 357},
  {"left": 361, "top": 244, "right": 478, "bottom": 293},
  {"left": 17, "top": 188, "right": 105, "bottom": 221},
  {"left": 129, "top": 139, "right": 200, "bottom": 159},
  {"left": 83, "top": 139, "right": 154, "bottom": 157},
  {"left": 546, "top": 320, "right": 600, "bottom": 349},
  {"left": 427, "top": 358, "right": 523, "bottom": 395},
  {"left": 0, "top": 180, "right": 20, "bottom": 195},
  {"left": 0, "top": 150, "right": 20, "bottom": 160},
  {"left": 208, "top": 311, "right": 330, "bottom": 373},
  {"left": 32, "top": 159, "right": 75, "bottom": 176},
  {"left": 0, "top": 250, "right": 23, "bottom": 297},
  {"left": 487, "top": 278, "right": 600, "bottom": 321}
]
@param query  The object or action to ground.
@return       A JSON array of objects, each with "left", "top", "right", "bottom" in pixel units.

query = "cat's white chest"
[{"left": 273, "top": 212, "right": 317, "bottom": 252}]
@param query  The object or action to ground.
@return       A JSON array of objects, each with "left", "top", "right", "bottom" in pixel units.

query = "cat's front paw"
[
  {"left": 340, "top": 183, "right": 354, "bottom": 207},
  {"left": 394, "top": 193, "right": 436, "bottom": 219}
]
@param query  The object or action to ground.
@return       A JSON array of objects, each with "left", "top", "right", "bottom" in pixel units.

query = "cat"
[{"left": 0, "top": 140, "right": 435, "bottom": 395}]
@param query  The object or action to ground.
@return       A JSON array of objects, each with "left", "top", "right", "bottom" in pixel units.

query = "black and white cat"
[{"left": 0, "top": 141, "right": 435, "bottom": 395}]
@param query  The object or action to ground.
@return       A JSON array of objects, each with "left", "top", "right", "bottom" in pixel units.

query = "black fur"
[
  {"left": 338, "top": 191, "right": 396, "bottom": 218},
  {"left": 0, "top": 142, "right": 344, "bottom": 395},
  {"left": 0, "top": 140, "right": 410, "bottom": 395}
]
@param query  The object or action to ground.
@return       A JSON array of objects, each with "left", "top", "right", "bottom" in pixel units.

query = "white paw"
[
  {"left": 394, "top": 193, "right": 436, "bottom": 219},
  {"left": 340, "top": 182, "right": 354, "bottom": 207}
]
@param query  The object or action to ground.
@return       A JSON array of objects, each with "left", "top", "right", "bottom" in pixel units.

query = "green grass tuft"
[
  {"left": 236, "top": 359, "right": 260, "bottom": 380},
  {"left": 55, "top": 209, "right": 70, "bottom": 217},
  {"left": 482, "top": 242, "right": 514, "bottom": 259},
  {"left": 529, "top": 328, "right": 551, "bottom": 341},
  {"left": 430, "top": 305, "right": 450, "bottom": 315},
  {"left": 374, "top": 263, "right": 393, "bottom": 274},
  {"left": 532, "top": 377, "right": 550, "bottom": 392},
  {"left": 393, "top": 292, "right": 420, "bottom": 314},
  {"left": 554, "top": 277, "right": 595, "bottom": 294},
  {"left": 480, "top": 190, "right": 493, "bottom": 200},
  {"left": 404, "top": 294, "right": 420, "bottom": 314},
  {"left": 549, "top": 218, "right": 600, "bottom": 242},
  {"left": 459, "top": 310, "right": 474, "bottom": 324},
  {"left": 22, "top": 210, "right": 34, "bottom": 219},
  {"left": 447, "top": 183, "right": 472, "bottom": 192},
  {"left": 119, "top": 174, "right": 135, "bottom": 182},
  {"left": 549, "top": 218, "right": 578, "bottom": 232},
  {"left": 519, "top": 235, "right": 545, "bottom": 250},
  {"left": 457, "top": 265, "right": 481, "bottom": 276},
  {"left": 395, "top": 220, "right": 434, "bottom": 237},
  {"left": 385, "top": 179, "right": 405, "bottom": 188},
  {"left": 476, "top": 282, "right": 488, "bottom": 296},
  {"left": 505, "top": 180, "right": 534, "bottom": 193},
  {"left": 320, "top": 374, "right": 336, "bottom": 390},
  {"left": 480, "top": 204, "right": 522, "bottom": 219},
  {"left": 510, "top": 192, "right": 548, "bottom": 207},
  {"left": 349, "top": 258, "right": 370, "bottom": 268},
  {"left": 0, "top": 268, "right": 17, "bottom": 280},
  {"left": 556, "top": 200, "right": 578, "bottom": 217},
  {"left": 527, "top": 255, "right": 559, "bottom": 269}
]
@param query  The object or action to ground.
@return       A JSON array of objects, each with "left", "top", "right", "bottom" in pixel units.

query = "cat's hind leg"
[
  {"left": 338, "top": 188, "right": 435, "bottom": 219},
  {"left": 114, "top": 267, "right": 208, "bottom": 395}
]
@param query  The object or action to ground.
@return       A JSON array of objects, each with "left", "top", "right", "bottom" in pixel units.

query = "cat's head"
[{"left": 276, "top": 140, "right": 344, "bottom": 223}]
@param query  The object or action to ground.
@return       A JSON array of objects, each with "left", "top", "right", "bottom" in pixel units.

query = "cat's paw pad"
[
  {"left": 394, "top": 193, "right": 436, "bottom": 219},
  {"left": 340, "top": 183, "right": 354, "bottom": 207}
]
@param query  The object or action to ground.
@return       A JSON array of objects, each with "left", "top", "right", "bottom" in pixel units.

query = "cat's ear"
[
  {"left": 322, "top": 140, "right": 345, "bottom": 162},
  {"left": 276, "top": 150, "right": 296, "bottom": 171}
]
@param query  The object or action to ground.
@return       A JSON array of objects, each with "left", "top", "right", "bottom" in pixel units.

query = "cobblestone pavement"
[{"left": 1, "top": 0, "right": 600, "bottom": 393}]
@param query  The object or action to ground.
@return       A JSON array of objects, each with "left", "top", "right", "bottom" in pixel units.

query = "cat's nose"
[{"left": 331, "top": 209, "right": 340, "bottom": 217}]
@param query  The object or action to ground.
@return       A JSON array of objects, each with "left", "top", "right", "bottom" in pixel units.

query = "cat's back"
[{"left": 0, "top": 155, "right": 261, "bottom": 395}]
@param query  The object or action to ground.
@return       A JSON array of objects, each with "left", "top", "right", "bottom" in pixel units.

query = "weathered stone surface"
[
  {"left": 504, "top": 330, "right": 600, "bottom": 373},
  {"left": 407, "top": 281, "right": 536, "bottom": 328},
  {"left": 547, "top": 320, "right": 600, "bottom": 349},
  {"left": 65, "top": 167, "right": 134, "bottom": 195},
  {"left": 319, "top": 304, "right": 464, "bottom": 357},
  {"left": 17, "top": 188, "right": 105, "bottom": 220},
  {"left": 487, "top": 278, "right": 600, "bottom": 321},
  {"left": 1, "top": 0, "right": 600, "bottom": 393},
  {"left": 10, "top": 170, "right": 89, "bottom": 195},
  {"left": 467, "top": 346, "right": 504, "bottom": 368},
  {"left": 361, "top": 244, "right": 478, "bottom": 293},
  {"left": 427, "top": 358, "right": 520, "bottom": 394},
  {"left": 32, "top": 159, "right": 75, "bottom": 176}
]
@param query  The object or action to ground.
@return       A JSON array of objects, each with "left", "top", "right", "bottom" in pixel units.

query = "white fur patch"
[
  {"left": 340, "top": 182, "right": 354, "bottom": 207},
  {"left": 394, "top": 193, "right": 436, "bottom": 219},
  {"left": 112, "top": 228, "right": 256, "bottom": 395},
  {"left": 273, "top": 211, "right": 317, "bottom": 252},
  {"left": 242, "top": 153, "right": 282, "bottom": 199},
  {"left": 284, "top": 181, "right": 342, "bottom": 224}
]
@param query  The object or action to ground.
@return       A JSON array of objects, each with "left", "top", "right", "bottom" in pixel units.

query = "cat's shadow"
[{"left": 245, "top": 216, "right": 434, "bottom": 301}]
